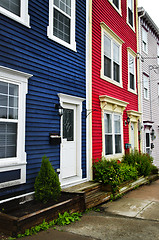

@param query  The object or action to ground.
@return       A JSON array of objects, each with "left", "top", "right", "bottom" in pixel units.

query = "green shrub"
[
  {"left": 34, "top": 155, "right": 61, "bottom": 203},
  {"left": 119, "top": 163, "right": 138, "bottom": 183},
  {"left": 122, "top": 151, "right": 153, "bottom": 177},
  {"left": 93, "top": 158, "right": 121, "bottom": 193}
]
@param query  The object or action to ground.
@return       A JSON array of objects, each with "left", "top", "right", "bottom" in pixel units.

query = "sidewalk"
[{"left": 19, "top": 179, "right": 159, "bottom": 240}]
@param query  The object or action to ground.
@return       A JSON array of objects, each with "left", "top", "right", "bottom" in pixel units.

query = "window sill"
[
  {"left": 100, "top": 72, "right": 123, "bottom": 88},
  {"left": 128, "top": 88, "right": 137, "bottom": 94},
  {"left": 127, "top": 22, "right": 135, "bottom": 33},
  {"left": 104, "top": 153, "right": 123, "bottom": 160},
  {"left": 0, "top": 7, "right": 30, "bottom": 28},
  {"left": 47, "top": 28, "right": 77, "bottom": 52}
]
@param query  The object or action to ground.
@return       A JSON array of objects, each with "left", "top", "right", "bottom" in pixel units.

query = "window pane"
[
  {"left": 9, "top": 83, "right": 18, "bottom": 96},
  {"left": 0, "top": 0, "right": 20, "bottom": 16},
  {"left": 0, "top": 81, "right": 19, "bottom": 120},
  {"left": 0, "top": 107, "right": 7, "bottom": 118},
  {"left": 113, "top": 62, "right": 120, "bottom": 82},
  {"left": 113, "top": 43, "right": 119, "bottom": 64},
  {"left": 130, "top": 73, "right": 135, "bottom": 90},
  {"left": 115, "top": 135, "right": 122, "bottom": 153},
  {"left": 0, "top": 81, "right": 8, "bottom": 94},
  {"left": 54, "top": 0, "right": 71, "bottom": 16},
  {"left": 104, "top": 35, "right": 111, "bottom": 58},
  {"left": 128, "top": 8, "right": 133, "bottom": 27},
  {"left": 113, "top": 0, "right": 119, "bottom": 9},
  {"left": 63, "top": 108, "right": 74, "bottom": 141},
  {"left": 104, "top": 114, "right": 112, "bottom": 133},
  {"left": 114, "top": 115, "right": 121, "bottom": 133},
  {"left": 0, "top": 122, "right": 17, "bottom": 159},
  {"left": 104, "top": 56, "right": 111, "bottom": 78},
  {"left": 0, "top": 95, "right": 8, "bottom": 107},
  {"left": 129, "top": 55, "right": 134, "bottom": 74},
  {"left": 53, "top": 9, "right": 70, "bottom": 44},
  {"left": 105, "top": 135, "right": 113, "bottom": 155},
  {"left": 146, "top": 133, "right": 150, "bottom": 147}
]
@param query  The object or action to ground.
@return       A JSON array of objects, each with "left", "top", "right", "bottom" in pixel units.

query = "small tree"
[{"left": 34, "top": 155, "right": 61, "bottom": 203}]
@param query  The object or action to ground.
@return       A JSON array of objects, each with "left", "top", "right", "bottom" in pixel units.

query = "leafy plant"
[
  {"left": 16, "top": 211, "right": 82, "bottom": 238},
  {"left": 34, "top": 155, "right": 61, "bottom": 203},
  {"left": 122, "top": 151, "right": 153, "bottom": 177},
  {"left": 93, "top": 158, "right": 121, "bottom": 193},
  {"left": 119, "top": 163, "right": 138, "bottom": 183}
]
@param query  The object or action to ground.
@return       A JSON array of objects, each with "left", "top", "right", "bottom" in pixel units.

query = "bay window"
[{"left": 0, "top": 66, "right": 32, "bottom": 188}]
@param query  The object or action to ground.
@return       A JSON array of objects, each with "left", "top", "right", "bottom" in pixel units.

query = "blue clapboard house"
[{"left": 0, "top": 0, "right": 88, "bottom": 200}]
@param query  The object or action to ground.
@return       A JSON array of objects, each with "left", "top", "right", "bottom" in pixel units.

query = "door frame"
[{"left": 58, "top": 93, "right": 85, "bottom": 187}]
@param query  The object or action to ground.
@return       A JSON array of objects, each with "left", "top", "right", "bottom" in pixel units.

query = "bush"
[
  {"left": 34, "top": 155, "right": 61, "bottom": 203},
  {"left": 93, "top": 158, "right": 121, "bottom": 193},
  {"left": 122, "top": 151, "right": 153, "bottom": 177},
  {"left": 119, "top": 163, "right": 138, "bottom": 183}
]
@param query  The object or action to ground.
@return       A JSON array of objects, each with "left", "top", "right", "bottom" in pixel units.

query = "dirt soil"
[
  {"left": 4, "top": 192, "right": 75, "bottom": 218},
  {"left": 0, "top": 192, "right": 77, "bottom": 239}
]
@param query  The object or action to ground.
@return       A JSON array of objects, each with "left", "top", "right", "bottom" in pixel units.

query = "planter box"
[{"left": 0, "top": 192, "right": 85, "bottom": 237}]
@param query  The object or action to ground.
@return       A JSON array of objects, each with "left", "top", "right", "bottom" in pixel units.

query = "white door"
[
  {"left": 61, "top": 103, "right": 77, "bottom": 179},
  {"left": 131, "top": 122, "right": 135, "bottom": 150}
]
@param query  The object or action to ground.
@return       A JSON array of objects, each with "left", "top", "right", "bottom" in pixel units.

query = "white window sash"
[{"left": 47, "top": 0, "right": 76, "bottom": 51}]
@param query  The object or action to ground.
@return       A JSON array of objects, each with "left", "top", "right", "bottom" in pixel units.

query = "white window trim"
[
  {"left": 0, "top": 0, "right": 30, "bottom": 28},
  {"left": 127, "top": 47, "right": 137, "bottom": 94},
  {"left": 47, "top": 0, "right": 76, "bottom": 51},
  {"left": 127, "top": 0, "right": 135, "bottom": 31},
  {"left": 99, "top": 95, "right": 129, "bottom": 159},
  {"left": 0, "top": 66, "right": 32, "bottom": 189},
  {"left": 104, "top": 111, "right": 123, "bottom": 157},
  {"left": 143, "top": 73, "right": 149, "bottom": 100},
  {"left": 100, "top": 22, "right": 124, "bottom": 88},
  {"left": 108, "top": 0, "right": 122, "bottom": 15},
  {"left": 145, "top": 128, "right": 151, "bottom": 154},
  {"left": 142, "top": 27, "right": 148, "bottom": 54}
]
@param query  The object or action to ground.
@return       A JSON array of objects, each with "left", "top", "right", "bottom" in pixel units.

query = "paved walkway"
[{"left": 19, "top": 179, "right": 159, "bottom": 240}]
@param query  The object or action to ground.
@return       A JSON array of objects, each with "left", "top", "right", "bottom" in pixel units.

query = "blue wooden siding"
[{"left": 0, "top": 0, "right": 86, "bottom": 197}]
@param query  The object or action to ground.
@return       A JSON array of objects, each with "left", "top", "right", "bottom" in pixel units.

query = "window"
[
  {"left": 127, "top": 0, "right": 134, "bottom": 28},
  {"left": 104, "top": 35, "right": 120, "bottom": 83},
  {"left": 47, "top": 0, "right": 76, "bottom": 51},
  {"left": 146, "top": 132, "right": 150, "bottom": 154},
  {"left": 101, "top": 23, "right": 124, "bottom": 87},
  {"left": 142, "top": 28, "right": 148, "bottom": 53},
  {"left": 0, "top": 0, "right": 30, "bottom": 27},
  {"left": 127, "top": 48, "right": 136, "bottom": 93},
  {"left": 104, "top": 113, "right": 122, "bottom": 155},
  {"left": 108, "top": 0, "right": 121, "bottom": 12},
  {"left": 0, "top": 66, "right": 32, "bottom": 188},
  {"left": 143, "top": 74, "right": 149, "bottom": 99}
]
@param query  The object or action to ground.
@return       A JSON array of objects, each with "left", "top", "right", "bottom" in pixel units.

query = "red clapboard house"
[{"left": 91, "top": 0, "right": 141, "bottom": 162}]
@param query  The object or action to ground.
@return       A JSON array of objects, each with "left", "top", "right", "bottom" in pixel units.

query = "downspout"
[
  {"left": 86, "top": 0, "right": 92, "bottom": 180},
  {"left": 137, "top": 6, "right": 145, "bottom": 153}
]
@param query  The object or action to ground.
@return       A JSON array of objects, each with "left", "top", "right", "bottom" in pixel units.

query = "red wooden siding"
[{"left": 92, "top": 0, "right": 138, "bottom": 160}]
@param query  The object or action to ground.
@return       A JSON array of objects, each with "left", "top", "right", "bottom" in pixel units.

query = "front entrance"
[
  {"left": 130, "top": 122, "right": 135, "bottom": 151},
  {"left": 58, "top": 93, "right": 84, "bottom": 187},
  {"left": 62, "top": 104, "right": 77, "bottom": 179}
]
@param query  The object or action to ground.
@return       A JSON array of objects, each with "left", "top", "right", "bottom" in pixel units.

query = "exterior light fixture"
[
  {"left": 150, "top": 128, "right": 155, "bottom": 141},
  {"left": 125, "top": 116, "right": 130, "bottom": 126},
  {"left": 55, "top": 103, "right": 64, "bottom": 116}
]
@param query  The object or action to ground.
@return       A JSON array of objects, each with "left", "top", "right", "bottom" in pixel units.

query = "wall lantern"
[
  {"left": 125, "top": 116, "right": 130, "bottom": 126},
  {"left": 150, "top": 128, "right": 155, "bottom": 141},
  {"left": 55, "top": 103, "right": 64, "bottom": 116}
]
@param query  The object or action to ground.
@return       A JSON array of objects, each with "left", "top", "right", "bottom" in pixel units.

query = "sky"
[{"left": 138, "top": 0, "right": 159, "bottom": 28}]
